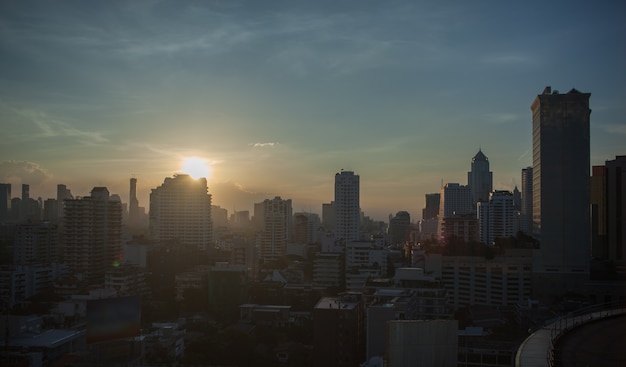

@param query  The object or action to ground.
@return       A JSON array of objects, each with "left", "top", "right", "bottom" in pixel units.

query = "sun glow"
[{"left": 180, "top": 157, "right": 211, "bottom": 179}]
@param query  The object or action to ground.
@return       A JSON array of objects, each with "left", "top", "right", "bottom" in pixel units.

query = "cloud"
[
  {"left": 484, "top": 113, "right": 519, "bottom": 124},
  {"left": 250, "top": 142, "right": 279, "bottom": 148},
  {"left": 600, "top": 124, "right": 626, "bottom": 135},
  {"left": 0, "top": 160, "right": 52, "bottom": 185}
]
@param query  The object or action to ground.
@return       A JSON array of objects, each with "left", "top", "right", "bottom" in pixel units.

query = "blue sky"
[{"left": 1, "top": 0, "right": 624, "bottom": 221}]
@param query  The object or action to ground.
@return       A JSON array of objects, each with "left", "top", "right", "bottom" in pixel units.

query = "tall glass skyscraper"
[{"left": 531, "top": 86, "right": 591, "bottom": 274}]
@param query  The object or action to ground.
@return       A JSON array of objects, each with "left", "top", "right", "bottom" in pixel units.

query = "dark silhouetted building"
[
  {"left": 468, "top": 149, "right": 493, "bottom": 204},
  {"left": 531, "top": 86, "right": 591, "bottom": 298}
]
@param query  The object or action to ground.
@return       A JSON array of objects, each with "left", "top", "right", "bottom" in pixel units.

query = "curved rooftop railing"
[{"left": 515, "top": 301, "right": 626, "bottom": 367}]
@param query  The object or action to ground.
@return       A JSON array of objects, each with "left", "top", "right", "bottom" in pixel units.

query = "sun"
[{"left": 180, "top": 157, "right": 211, "bottom": 179}]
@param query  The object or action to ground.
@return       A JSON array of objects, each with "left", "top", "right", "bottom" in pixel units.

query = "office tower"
[
  {"left": 211, "top": 205, "right": 229, "bottom": 228},
  {"left": 128, "top": 178, "right": 140, "bottom": 229},
  {"left": 293, "top": 212, "right": 320, "bottom": 245},
  {"left": 477, "top": 190, "right": 515, "bottom": 246},
  {"left": 437, "top": 183, "right": 473, "bottom": 240},
  {"left": 56, "top": 184, "right": 73, "bottom": 222},
  {"left": 388, "top": 211, "right": 411, "bottom": 245},
  {"left": 63, "top": 187, "right": 122, "bottom": 282},
  {"left": 334, "top": 170, "right": 360, "bottom": 243},
  {"left": 422, "top": 193, "right": 440, "bottom": 220},
  {"left": 591, "top": 156, "right": 626, "bottom": 277},
  {"left": 513, "top": 186, "right": 521, "bottom": 211},
  {"left": 149, "top": 174, "right": 212, "bottom": 250},
  {"left": 0, "top": 183, "right": 10, "bottom": 224},
  {"left": 591, "top": 166, "right": 607, "bottom": 259},
  {"left": 258, "top": 196, "right": 292, "bottom": 263},
  {"left": 531, "top": 86, "right": 591, "bottom": 275},
  {"left": 13, "top": 222, "right": 58, "bottom": 264},
  {"left": 467, "top": 149, "right": 493, "bottom": 204},
  {"left": 520, "top": 167, "right": 533, "bottom": 235},
  {"left": 322, "top": 201, "right": 334, "bottom": 231}
]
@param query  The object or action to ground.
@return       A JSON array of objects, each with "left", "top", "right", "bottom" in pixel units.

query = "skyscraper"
[
  {"left": 438, "top": 183, "right": 473, "bottom": 240},
  {"left": 334, "top": 170, "right": 360, "bottom": 243},
  {"left": 605, "top": 156, "right": 626, "bottom": 269},
  {"left": 258, "top": 196, "right": 292, "bottom": 263},
  {"left": 63, "top": 187, "right": 122, "bottom": 282},
  {"left": 477, "top": 190, "right": 515, "bottom": 246},
  {"left": 520, "top": 167, "right": 533, "bottom": 235},
  {"left": 149, "top": 174, "right": 212, "bottom": 250},
  {"left": 531, "top": 86, "right": 591, "bottom": 277},
  {"left": 128, "top": 177, "right": 140, "bottom": 229},
  {"left": 467, "top": 149, "right": 493, "bottom": 204},
  {"left": 0, "top": 183, "right": 10, "bottom": 224},
  {"left": 422, "top": 193, "right": 440, "bottom": 220}
]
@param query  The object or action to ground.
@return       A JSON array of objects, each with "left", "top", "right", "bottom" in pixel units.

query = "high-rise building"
[
  {"left": 63, "top": 187, "right": 122, "bottom": 282},
  {"left": 334, "top": 170, "right": 360, "bottom": 243},
  {"left": 128, "top": 178, "right": 140, "bottom": 228},
  {"left": 149, "top": 174, "right": 212, "bottom": 250},
  {"left": 293, "top": 212, "right": 320, "bottom": 245},
  {"left": 258, "top": 196, "right": 292, "bottom": 263},
  {"left": 13, "top": 222, "right": 58, "bottom": 264},
  {"left": 322, "top": 201, "right": 334, "bottom": 232},
  {"left": 477, "top": 190, "right": 515, "bottom": 246},
  {"left": 468, "top": 149, "right": 493, "bottom": 204},
  {"left": 0, "top": 183, "right": 10, "bottom": 224},
  {"left": 605, "top": 156, "right": 626, "bottom": 273},
  {"left": 437, "top": 183, "right": 473, "bottom": 240},
  {"left": 531, "top": 86, "right": 591, "bottom": 276},
  {"left": 56, "top": 184, "right": 73, "bottom": 222},
  {"left": 388, "top": 211, "right": 411, "bottom": 245},
  {"left": 520, "top": 167, "right": 533, "bottom": 235},
  {"left": 422, "top": 193, "right": 440, "bottom": 220}
]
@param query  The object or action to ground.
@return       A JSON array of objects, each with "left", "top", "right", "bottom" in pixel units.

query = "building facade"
[
  {"left": 334, "top": 170, "right": 360, "bottom": 243},
  {"left": 520, "top": 167, "right": 533, "bottom": 235},
  {"left": 63, "top": 187, "right": 122, "bottom": 282},
  {"left": 468, "top": 149, "right": 493, "bottom": 204},
  {"left": 531, "top": 87, "right": 591, "bottom": 281},
  {"left": 257, "top": 196, "right": 292, "bottom": 263},
  {"left": 438, "top": 183, "right": 473, "bottom": 240},
  {"left": 149, "top": 174, "right": 212, "bottom": 250},
  {"left": 477, "top": 190, "right": 516, "bottom": 246}
]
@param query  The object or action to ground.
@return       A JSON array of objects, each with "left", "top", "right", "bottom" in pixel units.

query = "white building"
[
  {"left": 334, "top": 170, "right": 360, "bottom": 243},
  {"left": 345, "top": 240, "right": 388, "bottom": 292},
  {"left": 477, "top": 190, "right": 516, "bottom": 245},
  {"left": 257, "top": 196, "right": 292, "bottom": 263},
  {"left": 149, "top": 174, "right": 212, "bottom": 250}
]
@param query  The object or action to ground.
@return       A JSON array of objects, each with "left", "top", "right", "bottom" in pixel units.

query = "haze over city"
[{"left": 1, "top": 0, "right": 624, "bottom": 220}]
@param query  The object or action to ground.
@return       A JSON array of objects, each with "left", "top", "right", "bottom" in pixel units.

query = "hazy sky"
[{"left": 1, "top": 0, "right": 624, "bottom": 221}]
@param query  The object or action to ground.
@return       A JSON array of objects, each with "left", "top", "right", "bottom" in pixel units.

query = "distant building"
[
  {"left": 293, "top": 212, "right": 320, "bottom": 244},
  {"left": 421, "top": 193, "right": 440, "bottom": 221},
  {"left": 468, "top": 149, "right": 493, "bottom": 204},
  {"left": 257, "top": 196, "right": 292, "bottom": 263},
  {"left": 56, "top": 184, "right": 73, "bottom": 223},
  {"left": 438, "top": 183, "right": 473, "bottom": 240},
  {"left": 334, "top": 170, "right": 360, "bottom": 243},
  {"left": 149, "top": 174, "right": 212, "bottom": 250},
  {"left": 211, "top": 205, "right": 229, "bottom": 228},
  {"left": 388, "top": 211, "right": 411, "bottom": 245},
  {"left": 0, "top": 183, "right": 10, "bottom": 224},
  {"left": 322, "top": 201, "right": 334, "bottom": 231},
  {"left": 105, "top": 264, "right": 150, "bottom": 297},
  {"left": 441, "top": 214, "right": 478, "bottom": 243},
  {"left": 592, "top": 156, "right": 626, "bottom": 276},
  {"left": 63, "top": 187, "right": 122, "bottom": 283},
  {"left": 520, "top": 167, "right": 533, "bottom": 235},
  {"left": 312, "top": 252, "right": 344, "bottom": 290},
  {"left": 345, "top": 240, "right": 389, "bottom": 292},
  {"left": 477, "top": 190, "right": 516, "bottom": 246},
  {"left": 531, "top": 87, "right": 591, "bottom": 297},
  {"left": 13, "top": 222, "right": 58, "bottom": 264}
]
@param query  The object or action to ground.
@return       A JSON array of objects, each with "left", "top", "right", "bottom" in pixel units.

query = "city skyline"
[{"left": 1, "top": 1, "right": 625, "bottom": 221}]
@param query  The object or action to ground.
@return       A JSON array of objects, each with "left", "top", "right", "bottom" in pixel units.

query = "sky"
[{"left": 1, "top": 0, "right": 625, "bottom": 222}]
